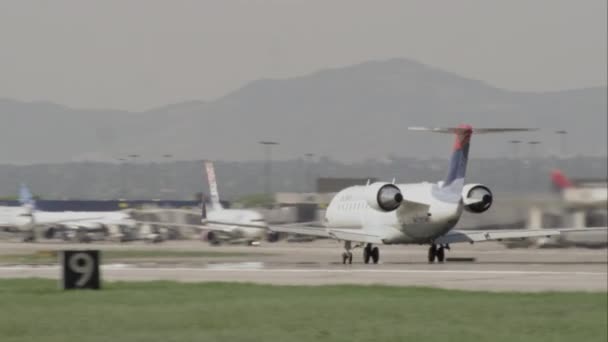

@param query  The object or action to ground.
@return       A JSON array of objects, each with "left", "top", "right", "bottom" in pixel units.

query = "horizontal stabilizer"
[{"left": 408, "top": 127, "right": 537, "bottom": 134}]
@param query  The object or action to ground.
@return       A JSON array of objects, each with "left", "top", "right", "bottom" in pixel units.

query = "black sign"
[{"left": 61, "top": 250, "right": 101, "bottom": 290}]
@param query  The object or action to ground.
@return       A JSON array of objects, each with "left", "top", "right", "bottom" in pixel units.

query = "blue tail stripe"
[{"left": 444, "top": 147, "right": 469, "bottom": 187}]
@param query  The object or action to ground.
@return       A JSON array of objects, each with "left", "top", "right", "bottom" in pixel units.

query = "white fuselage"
[
  {"left": 0, "top": 206, "right": 30, "bottom": 227},
  {"left": 0, "top": 206, "right": 135, "bottom": 231},
  {"left": 206, "top": 208, "right": 267, "bottom": 240},
  {"left": 562, "top": 187, "right": 608, "bottom": 209},
  {"left": 325, "top": 182, "right": 463, "bottom": 244}
]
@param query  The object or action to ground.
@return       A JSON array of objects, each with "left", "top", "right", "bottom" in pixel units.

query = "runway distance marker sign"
[{"left": 60, "top": 250, "right": 101, "bottom": 290}]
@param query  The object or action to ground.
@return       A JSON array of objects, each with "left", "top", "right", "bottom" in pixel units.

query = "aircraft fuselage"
[{"left": 325, "top": 182, "right": 463, "bottom": 244}]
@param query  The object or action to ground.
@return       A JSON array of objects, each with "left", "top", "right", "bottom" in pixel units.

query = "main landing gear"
[
  {"left": 341, "top": 242, "right": 381, "bottom": 265},
  {"left": 363, "top": 243, "right": 380, "bottom": 264},
  {"left": 428, "top": 243, "right": 449, "bottom": 263}
]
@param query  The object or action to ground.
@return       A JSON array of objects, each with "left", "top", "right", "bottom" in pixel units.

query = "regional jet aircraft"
[
  {"left": 551, "top": 169, "right": 607, "bottom": 209},
  {"left": 199, "top": 161, "right": 269, "bottom": 245},
  {"left": 267, "top": 125, "right": 605, "bottom": 263}
]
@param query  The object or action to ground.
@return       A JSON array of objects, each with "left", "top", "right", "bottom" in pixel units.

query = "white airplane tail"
[
  {"left": 18, "top": 184, "right": 37, "bottom": 238},
  {"left": 19, "top": 183, "right": 36, "bottom": 213},
  {"left": 204, "top": 161, "right": 224, "bottom": 211}
]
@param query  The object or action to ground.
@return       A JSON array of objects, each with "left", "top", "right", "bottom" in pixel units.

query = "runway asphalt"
[{"left": 0, "top": 240, "right": 606, "bottom": 292}]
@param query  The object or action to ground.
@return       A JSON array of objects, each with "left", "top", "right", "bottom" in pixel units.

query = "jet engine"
[
  {"left": 266, "top": 231, "right": 280, "bottom": 243},
  {"left": 43, "top": 227, "right": 58, "bottom": 239},
  {"left": 462, "top": 184, "right": 493, "bottom": 213},
  {"left": 365, "top": 182, "right": 403, "bottom": 212},
  {"left": 205, "top": 231, "right": 221, "bottom": 245}
]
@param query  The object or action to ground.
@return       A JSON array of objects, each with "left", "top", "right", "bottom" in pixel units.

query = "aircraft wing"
[
  {"left": 202, "top": 219, "right": 267, "bottom": 229},
  {"left": 269, "top": 225, "right": 384, "bottom": 244},
  {"left": 35, "top": 217, "right": 108, "bottom": 225},
  {"left": 133, "top": 221, "right": 242, "bottom": 234},
  {"left": 135, "top": 220, "right": 267, "bottom": 234},
  {"left": 134, "top": 221, "right": 204, "bottom": 229},
  {"left": 269, "top": 225, "right": 332, "bottom": 238},
  {"left": 435, "top": 227, "right": 607, "bottom": 245}
]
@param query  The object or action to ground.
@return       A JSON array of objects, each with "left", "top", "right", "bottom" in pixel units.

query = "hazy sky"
[{"left": 0, "top": 0, "right": 606, "bottom": 111}]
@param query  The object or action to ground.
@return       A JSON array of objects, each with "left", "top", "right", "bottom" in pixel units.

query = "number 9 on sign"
[{"left": 61, "top": 250, "right": 100, "bottom": 290}]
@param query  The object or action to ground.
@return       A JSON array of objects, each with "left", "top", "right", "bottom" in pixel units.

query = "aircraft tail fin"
[
  {"left": 408, "top": 125, "right": 536, "bottom": 194},
  {"left": 204, "top": 161, "right": 223, "bottom": 211},
  {"left": 18, "top": 183, "right": 36, "bottom": 211},
  {"left": 201, "top": 199, "right": 207, "bottom": 220},
  {"left": 551, "top": 169, "right": 574, "bottom": 190}
]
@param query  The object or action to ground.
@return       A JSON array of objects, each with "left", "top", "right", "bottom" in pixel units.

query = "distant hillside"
[
  {"left": 1, "top": 58, "right": 606, "bottom": 163},
  {"left": 1, "top": 156, "right": 606, "bottom": 200}
]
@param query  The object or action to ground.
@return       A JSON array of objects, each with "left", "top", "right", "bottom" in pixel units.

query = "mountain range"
[{"left": 1, "top": 58, "right": 606, "bottom": 163}]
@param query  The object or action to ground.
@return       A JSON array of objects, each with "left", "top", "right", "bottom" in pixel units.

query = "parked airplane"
[
  {"left": 0, "top": 185, "right": 146, "bottom": 242},
  {"left": 551, "top": 169, "right": 607, "bottom": 209},
  {"left": 267, "top": 125, "right": 605, "bottom": 264},
  {"left": 199, "top": 161, "right": 270, "bottom": 245}
]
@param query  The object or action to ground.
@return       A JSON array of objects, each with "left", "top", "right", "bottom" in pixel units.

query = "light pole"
[
  {"left": 128, "top": 154, "right": 139, "bottom": 199},
  {"left": 162, "top": 154, "right": 173, "bottom": 199},
  {"left": 304, "top": 153, "right": 315, "bottom": 193},
  {"left": 117, "top": 158, "right": 127, "bottom": 199},
  {"left": 554, "top": 130, "right": 568, "bottom": 171},
  {"left": 527, "top": 141, "right": 541, "bottom": 158},
  {"left": 555, "top": 130, "right": 568, "bottom": 156},
  {"left": 508, "top": 140, "right": 522, "bottom": 159},
  {"left": 527, "top": 141, "right": 542, "bottom": 192},
  {"left": 508, "top": 140, "right": 522, "bottom": 191},
  {"left": 259, "top": 141, "right": 279, "bottom": 201}
]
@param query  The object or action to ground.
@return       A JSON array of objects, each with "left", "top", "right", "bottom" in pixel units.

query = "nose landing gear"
[
  {"left": 342, "top": 251, "right": 353, "bottom": 264},
  {"left": 342, "top": 241, "right": 353, "bottom": 264}
]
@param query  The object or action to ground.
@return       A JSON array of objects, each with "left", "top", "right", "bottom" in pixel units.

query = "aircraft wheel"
[
  {"left": 363, "top": 244, "right": 372, "bottom": 264},
  {"left": 371, "top": 247, "right": 380, "bottom": 264},
  {"left": 437, "top": 247, "right": 445, "bottom": 263},
  {"left": 342, "top": 252, "right": 353, "bottom": 264},
  {"left": 428, "top": 244, "right": 437, "bottom": 263},
  {"left": 22, "top": 234, "right": 35, "bottom": 243}
]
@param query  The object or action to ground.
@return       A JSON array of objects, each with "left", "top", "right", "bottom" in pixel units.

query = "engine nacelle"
[
  {"left": 365, "top": 182, "right": 403, "bottom": 212},
  {"left": 205, "top": 231, "right": 221, "bottom": 245},
  {"left": 462, "top": 184, "right": 493, "bottom": 213},
  {"left": 266, "top": 231, "right": 280, "bottom": 243},
  {"left": 43, "top": 227, "right": 58, "bottom": 239}
]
